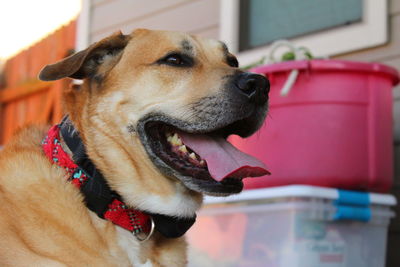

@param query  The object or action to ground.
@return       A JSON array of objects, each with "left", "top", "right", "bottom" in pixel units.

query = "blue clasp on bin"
[{"left": 333, "top": 190, "right": 371, "bottom": 222}]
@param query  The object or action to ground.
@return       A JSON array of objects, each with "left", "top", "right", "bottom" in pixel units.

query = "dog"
[{"left": 0, "top": 29, "right": 269, "bottom": 266}]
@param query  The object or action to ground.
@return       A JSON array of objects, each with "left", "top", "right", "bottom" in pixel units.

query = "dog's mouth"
[{"left": 138, "top": 117, "right": 270, "bottom": 196}]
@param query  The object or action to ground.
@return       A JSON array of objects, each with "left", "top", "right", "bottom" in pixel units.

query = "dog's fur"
[{"left": 0, "top": 29, "right": 268, "bottom": 266}]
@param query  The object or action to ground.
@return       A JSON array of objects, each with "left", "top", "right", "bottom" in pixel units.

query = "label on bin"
[{"left": 288, "top": 240, "right": 346, "bottom": 267}]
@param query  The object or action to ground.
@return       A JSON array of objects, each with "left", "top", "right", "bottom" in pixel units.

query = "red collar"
[{"left": 42, "top": 124, "right": 154, "bottom": 241}]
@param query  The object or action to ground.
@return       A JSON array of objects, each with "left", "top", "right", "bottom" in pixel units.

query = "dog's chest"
[{"left": 116, "top": 227, "right": 154, "bottom": 267}]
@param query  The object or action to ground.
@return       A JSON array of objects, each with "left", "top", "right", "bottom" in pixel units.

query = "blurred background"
[{"left": 0, "top": 0, "right": 399, "bottom": 266}]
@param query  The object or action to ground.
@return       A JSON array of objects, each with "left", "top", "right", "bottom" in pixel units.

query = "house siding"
[{"left": 89, "top": 0, "right": 220, "bottom": 42}]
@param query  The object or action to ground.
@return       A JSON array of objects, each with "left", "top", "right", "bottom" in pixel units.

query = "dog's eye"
[
  {"left": 158, "top": 53, "right": 193, "bottom": 67},
  {"left": 227, "top": 56, "right": 239, "bottom": 68},
  {"left": 165, "top": 54, "right": 184, "bottom": 65}
]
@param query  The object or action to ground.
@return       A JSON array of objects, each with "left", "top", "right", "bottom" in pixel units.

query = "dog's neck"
[{"left": 42, "top": 116, "right": 196, "bottom": 240}]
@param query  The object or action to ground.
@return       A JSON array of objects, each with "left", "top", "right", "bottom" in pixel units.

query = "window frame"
[{"left": 219, "top": 0, "right": 388, "bottom": 65}]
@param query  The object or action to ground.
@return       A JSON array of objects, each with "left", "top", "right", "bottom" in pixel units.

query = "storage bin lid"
[
  {"left": 251, "top": 59, "right": 400, "bottom": 86},
  {"left": 205, "top": 185, "right": 397, "bottom": 206}
]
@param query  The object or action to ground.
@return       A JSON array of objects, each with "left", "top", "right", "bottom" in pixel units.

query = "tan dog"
[{"left": 0, "top": 29, "right": 269, "bottom": 266}]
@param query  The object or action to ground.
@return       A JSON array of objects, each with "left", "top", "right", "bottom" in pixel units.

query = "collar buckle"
[{"left": 135, "top": 216, "right": 155, "bottom": 242}]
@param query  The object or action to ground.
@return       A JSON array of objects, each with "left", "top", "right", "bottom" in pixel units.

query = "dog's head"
[{"left": 39, "top": 29, "right": 269, "bottom": 216}]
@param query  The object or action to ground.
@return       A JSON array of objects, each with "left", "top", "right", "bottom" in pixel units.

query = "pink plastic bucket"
[{"left": 231, "top": 60, "right": 400, "bottom": 192}]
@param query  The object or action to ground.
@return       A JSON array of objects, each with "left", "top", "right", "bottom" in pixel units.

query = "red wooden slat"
[
  {"left": 40, "top": 89, "right": 55, "bottom": 123},
  {"left": 0, "top": 20, "right": 76, "bottom": 144}
]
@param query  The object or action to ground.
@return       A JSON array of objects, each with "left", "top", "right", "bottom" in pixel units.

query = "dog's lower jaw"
[{"left": 136, "top": 113, "right": 267, "bottom": 196}]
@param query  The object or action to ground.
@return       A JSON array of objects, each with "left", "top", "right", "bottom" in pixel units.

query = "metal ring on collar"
[{"left": 135, "top": 216, "right": 155, "bottom": 242}]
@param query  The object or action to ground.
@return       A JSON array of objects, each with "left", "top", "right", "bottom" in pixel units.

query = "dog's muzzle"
[
  {"left": 234, "top": 73, "right": 270, "bottom": 105},
  {"left": 136, "top": 72, "right": 271, "bottom": 196}
]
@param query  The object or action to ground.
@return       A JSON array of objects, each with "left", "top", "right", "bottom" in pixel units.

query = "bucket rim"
[{"left": 251, "top": 59, "right": 400, "bottom": 86}]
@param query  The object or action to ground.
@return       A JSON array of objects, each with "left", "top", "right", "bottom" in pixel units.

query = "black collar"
[{"left": 59, "top": 116, "right": 196, "bottom": 239}]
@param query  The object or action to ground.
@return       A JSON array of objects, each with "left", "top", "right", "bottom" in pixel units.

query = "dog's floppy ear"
[{"left": 39, "top": 31, "right": 129, "bottom": 81}]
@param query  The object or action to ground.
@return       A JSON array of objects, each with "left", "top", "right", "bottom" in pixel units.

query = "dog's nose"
[{"left": 235, "top": 73, "right": 270, "bottom": 105}]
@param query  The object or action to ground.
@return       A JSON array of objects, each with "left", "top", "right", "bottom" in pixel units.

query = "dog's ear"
[{"left": 39, "top": 31, "right": 129, "bottom": 81}]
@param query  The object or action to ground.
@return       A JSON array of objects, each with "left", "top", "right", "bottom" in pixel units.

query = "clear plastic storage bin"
[{"left": 187, "top": 185, "right": 396, "bottom": 267}]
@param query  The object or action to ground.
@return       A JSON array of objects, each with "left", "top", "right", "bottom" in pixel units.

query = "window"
[
  {"left": 220, "top": 0, "right": 388, "bottom": 65},
  {"left": 239, "top": 0, "right": 362, "bottom": 51}
]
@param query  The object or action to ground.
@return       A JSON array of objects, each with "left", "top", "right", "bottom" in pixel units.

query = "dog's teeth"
[
  {"left": 200, "top": 160, "right": 205, "bottom": 166},
  {"left": 179, "top": 145, "right": 188, "bottom": 153},
  {"left": 167, "top": 133, "right": 183, "bottom": 146},
  {"left": 166, "top": 132, "right": 174, "bottom": 144},
  {"left": 171, "top": 134, "right": 177, "bottom": 145},
  {"left": 171, "top": 133, "right": 183, "bottom": 146},
  {"left": 189, "top": 152, "right": 196, "bottom": 160},
  {"left": 176, "top": 136, "right": 183, "bottom": 146}
]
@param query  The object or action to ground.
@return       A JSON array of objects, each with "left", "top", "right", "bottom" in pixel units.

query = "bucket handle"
[{"left": 268, "top": 40, "right": 310, "bottom": 96}]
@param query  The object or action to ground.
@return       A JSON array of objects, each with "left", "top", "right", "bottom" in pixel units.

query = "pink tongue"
[{"left": 179, "top": 133, "right": 270, "bottom": 182}]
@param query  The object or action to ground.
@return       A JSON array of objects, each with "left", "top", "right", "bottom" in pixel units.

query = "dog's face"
[{"left": 39, "top": 29, "right": 269, "bottom": 209}]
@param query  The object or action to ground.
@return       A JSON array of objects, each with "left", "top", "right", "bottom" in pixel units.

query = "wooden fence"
[{"left": 0, "top": 20, "right": 76, "bottom": 145}]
